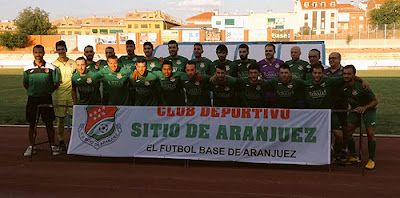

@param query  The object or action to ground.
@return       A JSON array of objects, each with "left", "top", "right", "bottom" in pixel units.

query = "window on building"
[
  {"left": 359, "top": 16, "right": 364, "bottom": 20},
  {"left": 60, "top": 31, "right": 65, "bottom": 35},
  {"left": 92, "top": 29, "right": 98, "bottom": 33},
  {"left": 331, "top": 30, "right": 335, "bottom": 33},
  {"left": 134, "top": 24, "right": 138, "bottom": 28},
  {"left": 344, "top": 24, "right": 348, "bottom": 29},
  {"left": 304, "top": 2, "right": 309, "bottom": 8},
  {"left": 141, "top": 24, "right": 148, "bottom": 28},
  {"left": 86, "top": 31, "right": 90, "bottom": 35},
  {"left": 86, "top": 21, "right": 90, "bottom": 24},
  {"left": 359, "top": 24, "right": 363, "bottom": 29},
  {"left": 352, "top": 24, "right": 356, "bottom": 28},
  {"left": 128, "top": 24, "right": 132, "bottom": 28},
  {"left": 149, "top": 24, "right": 151, "bottom": 28},
  {"left": 225, "top": 19, "right": 235, "bottom": 25},
  {"left": 305, "top": 22, "right": 309, "bottom": 27},
  {"left": 331, "top": 22, "right": 334, "bottom": 28},
  {"left": 74, "top": 31, "right": 81, "bottom": 35},
  {"left": 155, "top": 24, "right": 160, "bottom": 28},
  {"left": 304, "top": 14, "right": 308, "bottom": 20},
  {"left": 68, "top": 31, "right": 72, "bottom": 35},
  {"left": 331, "top": 13, "right": 335, "bottom": 18},
  {"left": 351, "top": 16, "right": 356, "bottom": 19},
  {"left": 321, "top": 22, "right": 325, "bottom": 29},
  {"left": 110, "top": 29, "right": 123, "bottom": 33},
  {"left": 216, "top": 21, "right": 221, "bottom": 25},
  {"left": 61, "top": 23, "right": 66, "bottom": 26},
  {"left": 321, "top": 2, "right": 326, "bottom": 7},
  {"left": 100, "top": 29, "right": 108, "bottom": 34},
  {"left": 330, "top": 2, "right": 335, "bottom": 6},
  {"left": 275, "top": 25, "right": 284, "bottom": 29},
  {"left": 68, "top": 23, "right": 73, "bottom": 26},
  {"left": 312, "top": 2, "right": 317, "bottom": 7},
  {"left": 321, "top": 31, "right": 325, "bottom": 34}
]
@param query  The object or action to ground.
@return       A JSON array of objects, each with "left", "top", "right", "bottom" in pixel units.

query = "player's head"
[
  {"left": 76, "top": 57, "right": 87, "bottom": 74},
  {"left": 278, "top": 63, "right": 291, "bottom": 83},
  {"left": 343, "top": 65, "right": 356, "bottom": 82},
  {"left": 308, "top": 49, "right": 321, "bottom": 65},
  {"left": 107, "top": 55, "right": 119, "bottom": 72},
  {"left": 290, "top": 46, "right": 301, "bottom": 61},
  {"left": 238, "top": 44, "right": 249, "bottom": 61},
  {"left": 84, "top": 45, "right": 95, "bottom": 61},
  {"left": 125, "top": 40, "right": 135, "bottom": 56},
  {"left": 248, "top": 63, "right": 260, "bottom": 82},
  {"left": 56, "top": 40, "right": 67, "bottom": 58},
  {"left": 105, "top": 47, "right": 115, "bottom": 59},
  {"left": 185, "top": 60, "right": 197, "bottom": 79},
  {"left": 193, "top": 43, "right": 203, "bottom": 58},
  {"left": 33, "top": 45, "right": 45, "bottom": 61},
  {"left": 312, "top": 63, "right": 324, "bottom": 83},
  {"left": 162, "top": 60, "right": 173, "bottom": 78},
  {"left": 264, "top": 43, "right": 276, "bottom": 60},
  {"left": 215, "top": 63, "right": 227, "bottom": 82},
  {"left": 216, "top": 44, "right": 228, "bottom": 62},
  {"left": 168, "top": 40, "right": 179, "bottom": 57},
  {"left": 329, "top": 52, "right": 341, "bottom": 68},
  {"left": 136, "top": 59, "right": 147, "bottom": 76},
  {"left": 143, "top": 42, "right": 154, "bottom": 57}
]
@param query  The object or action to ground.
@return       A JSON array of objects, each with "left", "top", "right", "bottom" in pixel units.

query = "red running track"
[{"left": 0, "top": 126, "right": 399, "bottom": 198}]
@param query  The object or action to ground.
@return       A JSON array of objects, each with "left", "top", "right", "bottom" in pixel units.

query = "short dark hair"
[
  {"left": 344, "top": 64, "right": 357, "bottom": 74},
  {"left": 126, "top": 40, "right": 135, "bottom": 45},
  {"left": 105, "top": 46, "right": 115, "bottom": 51},
  {"left": 144, "top": 42, "right": 153, "bottom": 49},
  {"left": 168, "top": 40, "right": 178, "bottom": 47},
  {"left": 279, "top": 63, "right": 290, "bottom": 71},
  {"left": 162, "top": 60, "right": 173, "bottom": 69},
  {"left": 194, "top": 43, "right": 203, "bottom": 48},
  {"left": 311, "top": 63, "right": 324, "bottom": 72},
  {"left": 239, "top": 44, "right": 249, "bottom": 51},
  {"left": 56, "top": 40, "right": 67, "bottom": 49},
  {"left": 215, "top": 63, "right": 226, "bottom": 72},
  {"left": 33, "top": 45, "right": 45, "bottom": 53},
  {"left": 310, "top": 49, "right": 321, "bottom": 57},
  {"left": 84, "top": 45, "right": 93, "bottom": 50},
  {"left": 76, "top": 57, "right": 87, "bottom": 62},
  {"left": 184, "top": 60, "right": 196, "bottom": 71},
  {"left": 248, "top": 63, "right": 260, "bottom": 72},
  {"left": 216, "top": 44, "right": 228, "bottom": 53},
  {"left": 107, "top": 55, "right": 118, "bottom": 61},
  {"left": 265, "top": 43, "right": 276, "bottom": 52},
  {"left": 136, "top": 58, "right": 147, "bottom": 66}
]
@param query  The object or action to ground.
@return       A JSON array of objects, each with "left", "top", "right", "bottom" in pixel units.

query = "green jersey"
[
  {"left": 23, "top": 62, "right": 60, "bottom": 97},
  {"left": 229, "top": 59, "right": 258, "bottom": 78},
  {"left": 97, "top": 67, "right": 132, "bottom": 105},
  {"left": 146, "top": 57, "right": 162, "bottom": 72},
  {"left": 180, "top": 74, "right": 211, "bottom": 106},
  {"left": 131, "top": 72, "right": 158, "bottom": 106},
  {"left": 209, "top": 76, "right": 238, "bottom": 107},
  {"left": 164, "top": 55, "right": 188, "bottom": 72},
  {"left": 210, "top": 60, "right": 233, "bottom": 75},
  {"left": 193, "top": 57, "right": 212, "bottom": 76},
  {"left": 343, "top": 81, "right": 376, "bottom": 110},
  {"left": 285, "top": 60, "right": 309, "bottom": 80},
  {"left": 237, "top": 78, "right": 269, "bottom": 108},
  {"left": 86, "top": 62, "right": 100, "bottom": 73},
  {"left": 304, "top": 77, "right": 345, "bottom": 109},
  {"left": 119, "top": 55, "right": 146, "bottom": 71},
  {"left": 71, "top": 71, "right": 101, "bottom": 105},
  {"left": 268, "top": 77, "right": 305, "bottom": 108},
  {"left": 153, "top": 71, "right": 185, "bottom": 106}
]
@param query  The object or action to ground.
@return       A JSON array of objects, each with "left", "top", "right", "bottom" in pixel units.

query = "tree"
[
  {"left": 15, "top": 7, "right": 56, "bottom": 35},
  {"left": 346, "top": 34, "right": 353, "bottom": 47},
  {"left": 0, "top": 32, "right": 27, "bottom": 49},
  {"left": 370, "top": 0, "right": 400, "bottom": 29}
]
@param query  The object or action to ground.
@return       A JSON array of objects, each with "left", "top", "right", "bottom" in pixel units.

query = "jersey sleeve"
[
  {"left": 22, "top": 70, "right": 28, "bottom": 84},
  {"left": 53, "top": 67, "right": 61, "bottom": 84}
]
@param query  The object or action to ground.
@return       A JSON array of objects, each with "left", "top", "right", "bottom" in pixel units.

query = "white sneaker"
[
  {"left": 51, "top": 145, "right": 60, "bottom": 156},
  {"left": 23, "top": 146, "right": 37, "bottom": 157}
]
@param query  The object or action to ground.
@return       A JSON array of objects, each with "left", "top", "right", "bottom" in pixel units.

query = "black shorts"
[{"left": 26, "top": 95, "right": 55, "bottom": 124}]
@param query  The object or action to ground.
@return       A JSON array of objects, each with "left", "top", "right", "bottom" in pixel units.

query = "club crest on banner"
[{"left": 78, "top": 106, "right": 121, "bottom": 149}]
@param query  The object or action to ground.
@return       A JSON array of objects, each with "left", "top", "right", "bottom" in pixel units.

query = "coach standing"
[{"left": 23, "top": 45, "right": 60, "bottom": 156}]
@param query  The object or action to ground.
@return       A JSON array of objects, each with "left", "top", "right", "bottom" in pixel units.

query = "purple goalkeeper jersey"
[{"left": 257, "top": 58, "right": 285, "bottom": 80}]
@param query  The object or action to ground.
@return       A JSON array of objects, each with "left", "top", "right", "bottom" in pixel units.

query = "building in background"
[
  {"left": 0, "top": 20, "right": 16, "bottom": 32},
  {"left": 338, "top": 6, "right": 367, "bottom": 34}
]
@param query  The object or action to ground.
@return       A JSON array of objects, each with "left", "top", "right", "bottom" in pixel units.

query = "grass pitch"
[{"left": 1, "top": 69, "right": 399, "bottom": 134}]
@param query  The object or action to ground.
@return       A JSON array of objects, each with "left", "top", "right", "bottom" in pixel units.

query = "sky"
[{"left": 0, "top": 0, "right": 361, "bottom": 23}]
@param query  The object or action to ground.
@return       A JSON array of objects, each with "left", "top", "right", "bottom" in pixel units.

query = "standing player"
[
  {"left": 343, "top": 65, "right": 378, "bottom": 170},
  {"left": 268, "top": 64, "right": 305, "bottom": 109},
  {"left": 164, "top": 40, "right": 188, "bottom": 72},
  {"left": 230, "top": 44, "right": 257, "bottom": 79},
  {"left": 180, "top": 61, "right": 211, "bottom": 106},
  {"left": 305, "top": 49, "right": 328, "bottom": 80},
  {"left": 130, "top": 59, "right": 159, "bottom": 106},
  {"left": 192, "top": 43, "right": 212, "bottom": 75},
  {"left": 23, "top": 45, "right": 60, "bottom": 156},
  {"left": 52, "top": 40, "right": 76, "bottom": 151},
  {"left": 285, "top": 46, "right": 309, "bottom": 79},
  {"left": 237, "top": 63, "right": 269, "bottom": 108},
  {"left": 71, "top": 57, "right": 101, "bottom": 105},
  {"left": 84, "top": 45, "right": 99, "bottom": 73},
  {"left": 119, "top": 40, "right": 145, "bottom": 70},
  {"left": 97, "top": 55, "right": 132, "bottom": 105},
  {"left": 258, "top": 43, "right": 284, "bottom": 81},
  {"left": 143, "top": 42, "right": 162, "bottom": 72},
  {"left": 210, "top": 44, "right": 233, "bottom": 75},
  {"left": 96, "top": 47, "right": 116, "bottom": 69},
  {"left": 153, "top": 61, "right": 185, "bottom": 106},
  {"left": 209, "top": 64, "right": 238, "bottom": 107}
]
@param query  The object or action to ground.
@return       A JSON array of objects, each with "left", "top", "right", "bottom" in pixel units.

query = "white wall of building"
[{"left": 211, "top": 15, "right": 249, "bottom": 30}]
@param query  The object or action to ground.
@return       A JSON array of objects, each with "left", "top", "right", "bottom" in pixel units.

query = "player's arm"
[
  {"left": 72, "top": 85, "right": 77, "bottom": 105},
  {"left": 53, "top": 67, "right": 61, "bottom": 90},
  {"left": 355, "top": 76, "right": 370, "bottom": 90},
  {"left": 355, "top": 97, "right": 378, "bottom": 113}
]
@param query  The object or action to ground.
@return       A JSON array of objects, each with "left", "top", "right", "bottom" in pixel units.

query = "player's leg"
[
  {"left": 332, "top": 114, "right": 345, "bottom": 161},
  {"left": 24, "top": 96, "right": 37, "bottom": 156},
  {"left": 364, "top": 110, "right": 377, "bottom": 169},
  {"left": 42, "top": 95, "right": 60, "bottom": 155},
  {"left": 344, "top": 112, "right": 360, "bottom": 163}
]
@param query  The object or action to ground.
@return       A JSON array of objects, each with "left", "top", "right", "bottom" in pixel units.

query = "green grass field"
[{"left": 1, "top": 69, "right": 399, "bottom": 134}]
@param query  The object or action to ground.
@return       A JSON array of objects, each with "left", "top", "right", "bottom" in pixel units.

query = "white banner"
[
  {"left": 182, "top": 30, "right": 200, "bottom": 42},
  {"left": 249, "top": 29, "right": 268, "bottom": 41},
  {"left": 119, "top": 33, "right": 136, "bottom": 44},
  {"left": 77, "top": 35, "right": 96, "bottom": 52},
  {"left": 69, "top": 106, "right": 331, "bottom": 165},
  {"left": 225, "top": 29, "right": 245, "bottom": 42}
]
